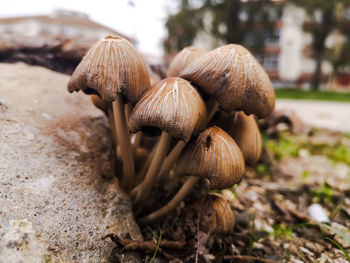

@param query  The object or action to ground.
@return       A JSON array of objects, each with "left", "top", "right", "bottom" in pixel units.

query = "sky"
[{"left": 0, "top": 0, "right": 175, "bottom": 55}]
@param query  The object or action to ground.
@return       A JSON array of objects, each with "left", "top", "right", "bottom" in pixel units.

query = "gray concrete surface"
[
  {"left": 0, "top": 63, "right": 142, "bottom": 263},
  {"left": 276, "top": 99, "right": 350, "bottom": 133}
]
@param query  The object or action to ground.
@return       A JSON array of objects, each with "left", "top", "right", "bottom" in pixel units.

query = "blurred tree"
[
  {"left": 163, "top": 0, "right": 203, "bottom": 52},
  {"left": 163, "top": 0, "right": 283, "bottom": 54},
  {"left": 291, "top": 0, "right": 350, "bottom": 90}
]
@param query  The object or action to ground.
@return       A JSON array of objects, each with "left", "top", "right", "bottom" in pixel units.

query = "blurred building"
[
  {"left": 191, "top": 3, "right": 349, "bottom": 90},
  {"left": 0, "top": 9, "right": 130, "bottom": 41}
]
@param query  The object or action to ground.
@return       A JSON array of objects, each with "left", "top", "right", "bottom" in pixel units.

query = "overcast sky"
[{"left": 0, "top": 0, "right": 175, "bottom": 55}]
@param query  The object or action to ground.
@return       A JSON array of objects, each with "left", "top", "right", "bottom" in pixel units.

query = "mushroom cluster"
[{"left": 67, "top": 35, "right": 275, "bottom": 230}]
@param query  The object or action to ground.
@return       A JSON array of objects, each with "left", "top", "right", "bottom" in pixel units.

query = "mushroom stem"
[
  {"left": 113, "top": 94, "right": 135, "bottom": 191},
  {"left": 131, "top": 131, "right": 142, "bottom": 157},
  {"left": 206, "top": 98, "right": 220, "bottom": 122},
  {"left": 107, "top": 108, "right": 117, "bottom": 145},
  {"left": 135, "top": 143, "right": 157, "bottom": 185},
  {"left": 157, "top": 140, "right": 186, "bottom": 183},
  {"left": 138, "top": 176, "right": 200, "bottom": 225},
  {"left": 131, "top": 131, "right": 172, "bottom": 205},
  {"left": 124, "top": 103, "right": 133, "bottom": 127}
]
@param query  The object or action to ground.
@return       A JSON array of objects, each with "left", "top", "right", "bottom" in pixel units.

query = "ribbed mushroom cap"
[
  {"left": 167, "top": 46, "right": 206, "bottom": 77},
  {"left": 90, "top": 95, "right": 111, "bottom": 113},
  {"left": 180, "top": 44, "right": 275, "bottom": 118},
  {"left": 193, "top": 193, "right": 235, "bottom": 233},
  {"left": 232, "top": 111, "right": 262, "bottom": 165},
  {"left": 176, "top": 126, "right": 245, "bottom": 189},
  {"left": 67, "top": 35, "right": 150, "bottom": 103},
  {"left": 129, "top": 77, "right": 207, "bottom": 142}
]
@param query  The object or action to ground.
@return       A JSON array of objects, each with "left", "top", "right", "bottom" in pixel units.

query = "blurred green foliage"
[
  {"left": 265, "top": 131, "right": 350, "bottom": 165},
  {"left": 275, "top": 88, "right": 350, "bottom": 102},
  {"left": 311, "top": 183, "right": 334, "bottom": 204},
  {"left": 265, "top": 136, "right": 299, "bottom": 160},
  {"left": 272, "top": 223, "right": 293, "bottom": 239}
]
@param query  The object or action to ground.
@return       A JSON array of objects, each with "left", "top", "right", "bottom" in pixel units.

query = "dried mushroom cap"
[
  {"left": 193, "top": 193, "right": 235, "bottom": 233},
  {"left": 67, "top": 35, "right": 150, "bottom": 103},
  {"left": 232, "top": 112, "right": 262, "bottom": 165},
  {"left": 176, "top": 126, "right": 245, "bottom": 189},
  {"left": 129, "top": 77, "right": 207, "bottom": 142},
  {"left": 167, "top": 46, "right": 206, "bottom": 77},
  {"left": 180, "top": 44, "right": 275, "bottom": 118}
]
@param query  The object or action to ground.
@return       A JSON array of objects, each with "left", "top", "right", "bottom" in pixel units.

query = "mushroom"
[
  {"left": 138, "top": 126, "right": 245, "bottom": 224},
  {"left": 129, "top": 77, "right": 207, "bottom": 205},
  {"left": 231, "top": 111, "right": 262, "bottom": 166},
  {"left": 117, "top": 146, "right": 149, "bottom": 174},
  {"left": 210, "top": 111, "right": 262, "bottom": 166},
  {"left": 167, "top": 46, "right": 206, "bottom": 77},
  {"left": 192, "top": 193, "right": 235, "bottom": 234},
  {"left": 180, "top": 44, "right": 275, "bottom": 118},
  {"left": 67, "top": 35, "right": 151, "bottom": 190}
]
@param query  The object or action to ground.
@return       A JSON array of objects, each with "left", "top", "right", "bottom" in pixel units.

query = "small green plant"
[
  {"left": 301, "top": 170, "right": 310, "bottom": 181},
  {"left": 325, "top": 237, "right": 350, "bottom": 261},
  {"left": 272, "top": 223, "right": 293, "bottom": 239},
  {"left": 257, "top": 164, "right": 267, "bottom": 174},
  {"left": 265, "top": 137, "right": 299, "bottom": 160},
  {"left": 246, "top": 214, "right": 256, "bottom": 255},
  {"left": 331, "top": 144, "right": 350, "bottom": 165},
  {"left": 149, "top": 231, "right": 163, "bottom": 263},
  {"left": 311, "top": 183, "right": 334, "bottom": 204}
]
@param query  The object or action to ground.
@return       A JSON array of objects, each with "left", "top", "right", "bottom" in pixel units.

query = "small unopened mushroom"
[
  {"left": 90, "top": 95, "right": 111, "bottom": 114},
  {"left": 180, "top": 44, "right": 275, "bottom": 118},
  {"left": 67, "top": 35, "right": 151, "bottom": 190},
  {"left": 210, "top": 111, "right": 262, "bottom": 166},
  {"left": 231, "top": 112, "right": 262, "bottom": 166},
  {"left": 167, "top": 46, "right": 206, "bottom": 77},
  {"left": 192, "top": 193, "right": 235, "bottom": 234},
  {"left": 138, "top": 126, "right": 244, "bottom": 224},
  {"left": 129, "top": 77, "right": 207, "bottom": 205}
]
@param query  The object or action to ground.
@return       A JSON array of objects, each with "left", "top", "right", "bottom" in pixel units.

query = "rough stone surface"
[{"left": 0, "top": 63, "right": 142, "bottom": 263}]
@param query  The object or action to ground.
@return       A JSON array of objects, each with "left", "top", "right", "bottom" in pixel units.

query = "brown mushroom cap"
[
  {"left": 167, "top": 46, "right": 206, "bottom": 77},
  {"left": 176, "top": 126, "right": 245, "bottom": 189},
  {"left": 180, "top": 44, "right": 275, "bottom": 118},
  {"left": 67, "top": 35, "right": 151, "bottom": 103},
  {"left": 231, "top": 111, "right": 262, "bottom": 165},
  {"left": 192, "top": 193, "right": 235, "bottom": 233},
  {"left": 129, "top": 77, "right": 207, "bottom": 142}
]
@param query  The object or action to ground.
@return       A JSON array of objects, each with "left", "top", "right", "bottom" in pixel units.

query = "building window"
[
  {"left": 255, "top": 53, "right": 278, "bottom": 72},
  {"left": 265, "top": 29, "right": 280, "bottom": 46}
]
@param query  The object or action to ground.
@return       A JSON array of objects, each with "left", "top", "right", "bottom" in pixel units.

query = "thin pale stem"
[
  {"left": 157, "top": 140, "right": 186, "bottom": 183},
  {"left": 131, "top": 131, "right": 142, "bottom": 157},
  {"left": 135, "top": 143, "right": 157, "bottom": 185},
  {"left": 131, "top": 132, "right": 172, "bottom": 205},
  {"left": 138, "top": 176, "right": 200, "bottom": 225},
  {"left": 113, "top": 95, "right": 135, "bottom": 191},
  {"left": 124, "top": 103, "right": 132, "bottom": 129}
]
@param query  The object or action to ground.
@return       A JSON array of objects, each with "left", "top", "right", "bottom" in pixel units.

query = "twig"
[
  {"left": 223, "top": 255, "right": 279, "bottom": 263},
  {"left": 102, "top": 234, "right": 185, "bottom": 259}
]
